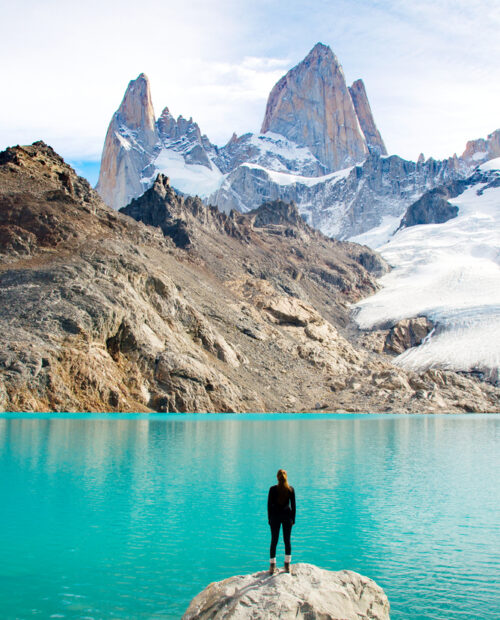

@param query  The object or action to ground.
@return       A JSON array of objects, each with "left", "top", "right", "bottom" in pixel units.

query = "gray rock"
[
  {"left": 261, "top": 43, "right": 369, "bottom": 173},
  {"left": 182, "top": 563, "right": 390, "bottom": 620},
  {"left": 212, "top": 152, "right": 467, "bottom": 239},
  {"left": 96, "top": 74, "right": 159, "bottom": 210},
  {"left": 349, "top": 79, "right": 387, "bottom": 156}
]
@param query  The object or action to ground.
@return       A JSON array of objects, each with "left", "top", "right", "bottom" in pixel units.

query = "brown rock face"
[
  {"left": 261, "top": 43, "right": 369, "bottom": 172},
  {"left": 384, "top": 318, "right": 434, "bottom": 355},
  {"left": 460, "top": 129, "right": 500, "bottom": 166},
  {"left": 96, "top": 73, "right": 158, "bottom": 210},
  {"left": 349, "top": 79, "right": 387, "bottom": 156}
]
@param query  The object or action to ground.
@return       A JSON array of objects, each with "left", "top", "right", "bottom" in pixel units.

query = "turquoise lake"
[{"left": 0, "top": 413, "right": 499, "bottom": 619}]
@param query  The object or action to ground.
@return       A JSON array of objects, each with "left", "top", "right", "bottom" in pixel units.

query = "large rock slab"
[{"left": 182, "top": 563, "right": 390, "bottom": 620}]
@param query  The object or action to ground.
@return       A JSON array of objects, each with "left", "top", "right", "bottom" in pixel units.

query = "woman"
[{"left": 268, "top": 469, "right": 296, "bottom": 574}]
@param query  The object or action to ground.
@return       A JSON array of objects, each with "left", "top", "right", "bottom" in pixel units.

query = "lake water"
[{"left": 0, "top": 413, "right": 499, "bottom": 619}]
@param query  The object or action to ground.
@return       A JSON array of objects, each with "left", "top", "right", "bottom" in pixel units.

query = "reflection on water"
[{"left": 0, "top": 414, "right": 499, "bottom": 619}]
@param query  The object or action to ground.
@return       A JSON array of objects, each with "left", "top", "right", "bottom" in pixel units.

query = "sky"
[{"left": 1, "top": 0, "right": 499, "bottom": 185}]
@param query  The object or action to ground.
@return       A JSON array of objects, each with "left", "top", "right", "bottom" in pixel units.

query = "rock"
[
  {"left": 182, "top": 563, "right": 390, "bottom": 620},
  {"left": 157, "top": 108, "right": 214, "bottom": 169},
  {"left": 96, "top": 73, "right": 159, "bottom": 210},
  {"left": 398, "top": 180, "right": 469, "bottom": 230},
  {"left": 384, "top": 318, "right": 434, "bottom": 355},
  {"left": 460, "top": 128, "right": 500, "bottom": 167},
  {"left": 348, "top": 79, "right": 387, "bottom": 156},
  {"left": 211, "top": 151, "right": 468, "bottom": 240},
  {"left": 261, "top": 43, "right": 369, "bottom": 173}
]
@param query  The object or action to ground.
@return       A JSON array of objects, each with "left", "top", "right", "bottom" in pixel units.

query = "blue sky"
[{"left": 1, "top": 0, "right": 499, "bottom": 186}]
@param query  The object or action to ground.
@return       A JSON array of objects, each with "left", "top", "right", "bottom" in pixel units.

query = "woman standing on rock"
[{"left": 268, "top": 469, "right": 296, "bottom": 574}]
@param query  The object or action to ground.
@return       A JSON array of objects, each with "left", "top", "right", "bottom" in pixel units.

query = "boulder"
[{"left": 182, "top": 563, "right": 390, "bottom": 620}]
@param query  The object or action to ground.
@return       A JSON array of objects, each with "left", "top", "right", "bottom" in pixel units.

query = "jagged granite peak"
[
  {"left": 96, "top": 73, "right": 159, "bottom": 210},
  {"left": 460, "top": 128, "right": 500, "bottom": 166},
  {"left": 116, "top": 73, "right": 157, "bottom": 144},
  {"left": 261, "top": 42, "right": 369, "bottom": 172},
  {"left": 157, "top": 107, "right": 214, "bottom": 169},
  {"left": 349, "top": 79, "right": 387, "bottom": 156}
]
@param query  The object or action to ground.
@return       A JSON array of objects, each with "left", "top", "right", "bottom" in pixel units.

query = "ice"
[
  {"left": 479, "top": 157, "right": 500, "bottom": 172},
  {"left": 349, "top": 214, "right": 403, "bottom": 248},
  {"left": 240, "top": 163, "right": 353, "bottom": 187},
  {"left": 151, "top": 148, "right": 225, "bottom": 198},
  {"left": 354, "top": 168, "right": 500, "bottom": 381}
]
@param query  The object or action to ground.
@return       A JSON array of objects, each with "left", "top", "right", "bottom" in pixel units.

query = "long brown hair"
[{"left": 277, "top": 469, "right": 291, "bottom": 502}]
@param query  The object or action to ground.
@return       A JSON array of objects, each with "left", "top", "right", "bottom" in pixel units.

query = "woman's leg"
[
  {"left": 269, "top": 519, "right": 281, "bottom": 559},
  {"left": 282, "top": 520, "right": 292, "bottom": 565}
]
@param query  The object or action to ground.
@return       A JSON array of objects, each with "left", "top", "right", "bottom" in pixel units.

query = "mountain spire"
[
  {"left": 261, "top": 43, "right": 369, "bottom": 172},
  {"left": 96, "top": 73, "right": 158, "bottom": 209}
]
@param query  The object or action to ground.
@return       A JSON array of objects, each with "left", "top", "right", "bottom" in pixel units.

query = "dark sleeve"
[
  {"left": 291, "top": 488, "right": 296, "bottom": 523},
  {"left": 267, "top": 487, "right": 272, "bottom": 523}
]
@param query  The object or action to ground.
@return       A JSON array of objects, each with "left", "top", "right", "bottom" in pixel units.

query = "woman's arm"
[
  {"left": 291, "top": 488, "right": 296, "bottom": 524},
  {"left": 267, "top": 487, "right": 272, "bottom": 524}
]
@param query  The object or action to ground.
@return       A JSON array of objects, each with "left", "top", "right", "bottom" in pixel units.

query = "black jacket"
[{"left": 268, "top": 485, "right": 296, "bottom": 524}]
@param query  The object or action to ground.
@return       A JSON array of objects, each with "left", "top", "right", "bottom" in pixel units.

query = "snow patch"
[
  {"left": 148, "top": 149, "right": 225, "bottom": 198},
  {"left": 241, "top": 163, "right": 353, "bottom": 187},
  {"left": 479, "top": 157, "right": 500, "bottom": 172},
  {"left": 472, "top": 151, "right": 487, "bottom": 161},
  {"left": 349, "top": 215, "right": 403, "bottom": 248}
]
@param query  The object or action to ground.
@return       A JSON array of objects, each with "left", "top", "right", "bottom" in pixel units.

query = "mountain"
[
  {"left": 2, "top": 141, "right": 498, "bottom": 412},
  {"left": 460, "top": 129, "right": 500, "bottom": 168},
  {"left": 260, "top": 42, "right": 371, "bottom": 171},
  {"left": 211, "top": 152, "right": 463, "bottom": 240},
  {"left": 96, "top": 43, "right": 496, "bottom": 242},
  {"left": 95, "top": 43, "right": 388, "bottom": 216},
  {"left": 96, "top": 73, "right": 158, "bottom": 209}
]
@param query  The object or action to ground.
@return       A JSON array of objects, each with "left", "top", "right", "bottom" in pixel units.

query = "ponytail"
[{"left": 277, "top": 469, "right": 291, "bottom": 500}]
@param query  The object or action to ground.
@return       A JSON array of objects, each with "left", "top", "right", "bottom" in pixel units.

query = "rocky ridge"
[
  {"left": 1, "top": 142, "right": 499, "bottom": 413},
  {"left": 182, "top": 564, "right": 390, "bottom": 620}
]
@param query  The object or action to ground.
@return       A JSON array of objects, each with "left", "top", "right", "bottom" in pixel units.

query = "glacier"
[{"left": 354, "top": 158, "right": 500, "bottom": 382}]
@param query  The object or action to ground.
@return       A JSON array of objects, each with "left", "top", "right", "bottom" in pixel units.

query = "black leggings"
[{"left": 270, "top": 519, "right": 292, "bottom": 558}]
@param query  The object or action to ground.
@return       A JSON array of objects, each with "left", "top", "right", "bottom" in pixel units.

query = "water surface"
[{"left": 0, "top": 413, "right": 499, "bottom": 619}]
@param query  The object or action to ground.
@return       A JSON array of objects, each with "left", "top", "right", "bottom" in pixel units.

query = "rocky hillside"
[{"left": 1, "top": 141, "right": 498, "bottom": 413}]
